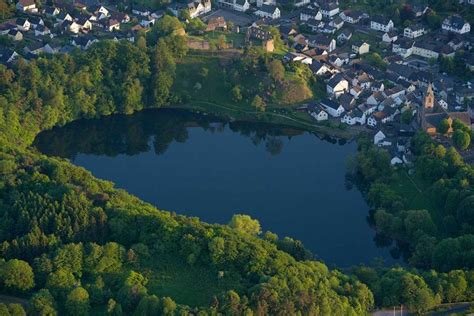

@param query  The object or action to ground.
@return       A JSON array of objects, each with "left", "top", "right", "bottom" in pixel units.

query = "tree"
[
  {"left": 252, "top": 95, "right": 266, "bottom": 112},
  {"left": 438, "top": 118, "right": 450, "bottom": 134},
  {"left": 0, "top": 0, "right": 11, "bottom": 20},
  {"left": 0, "top": 259, "right": 34, "bottom": 291},
  {"left": 30, "top": 289, "right": 57, "bottom": 316},
  {"left": 160, "top": 297, "right": 176, "bottom": 315},
  {"left": 217, "top": 35, "right": 226, "bottom": 49},
  {"left": 229, "top": 214, "right": 261, "bottom": 235},
  {"left": 231, "top": 85, "right": 242, "bottom": 102},
  {"left": 66, "top": 287, "right": 90, "bottom": 316},
  {"left": 453, "top": 130, "right": 470, "bottom": 151},
  {"left": 400, "top": 109, "right": 413, "bottom": 124},
  {"left": 267, "top": 60, "right": 285, "bottom": 83}
]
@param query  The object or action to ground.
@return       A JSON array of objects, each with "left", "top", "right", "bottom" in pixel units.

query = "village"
[{"left": 0, "top": 0, "right": 473, "bottom": 166}]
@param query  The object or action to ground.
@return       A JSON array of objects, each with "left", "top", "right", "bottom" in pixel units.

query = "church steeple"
[{"left": 424, "top": 83, "right": 434, "bottom": 109}]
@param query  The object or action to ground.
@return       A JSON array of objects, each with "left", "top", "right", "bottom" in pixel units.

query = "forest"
[{"left": 0, "top": 12, "right": 473, "bottom": 315}]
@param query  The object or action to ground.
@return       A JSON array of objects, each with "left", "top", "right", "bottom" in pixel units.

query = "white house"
[
  {"left": 374, "top": 130, "right": 386, "bottom": 144},
  {"left": 367, "top": 116, "right": 377, "bottom": 127},
  {"left": 284, "top": 52, "right": 313, "bottom": 64},
  {"left": 340, "top": 10, "right": 363, "bottom": 24},
  {"left": 404, "top": 24, "right": 425, "bottom": 38},
  {"left": 371, "top": 15, "right": 394, "bottom": 32},
  {"left": 442, "top": 15, "right": 470, "bottom": 34},
  {"left": 327, "top": 74, "right": 349, "bottom": 97},
  {"left": 254, "top": 5, "right": 280, "bottom": 19},
  {"left": 293, "top": 0, "right": 310, "bottom": 8},
  {"left": 392, "top": 39, "right": 414, "bottom": 58},
  {"left": 15, "top": 18, "right": 30, "bottom": 32},
  {"left": 341, "top": 109, "right": 366, "bottom": 125},
  {"left": 352, "top": 41, "right": 370, "bottom": 55},
  {"left": 310, "top": 106, "right": 328, "bottom": 121},
  {"left": 382, "top": 31, "right": 398, "bottom": 43},
  {"left": 320, "top": 99, "right": 345, "bottom": 117},
  {"left": 256, "top": 0, "right": 275, "bottom": 7},
  {"left": 307, "top": 35, "right": 336, "bottom": 52},
  {"left": 217, "top": 0, "right": 250, "bottom": 12},
  {"left": 188, "top": 0, "right": 211, "bottom": 18}
]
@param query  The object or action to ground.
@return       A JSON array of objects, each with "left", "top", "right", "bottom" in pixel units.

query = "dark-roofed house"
[
  {"left": 254, "top": 4, "right": 280, "bottom": 19},
  {"left": 0, "top": 47, "right": 18, "bottom": 64},
  {"left": 72, "top": 36, "right": 98, "bottom": 49},
  {"left": 404, "top": 24, "right": 425, "bottom": 38},
  {"left": 16, "top": 18, "right": 30, "bottom": 31},
  {"left": 217, "top": 0, "right": 250, "bottom": 12},
  {"left": 307, "top": 34, "right": 336, "bottom": 52},
  {"left": 8, "top": 29, "right": 22, "bottom": 41},
  {"left": 320, "top": 98, "right": 345, "bottom": 117},
  {"left": 320, "top": 2, "right": 339, "bottom": 18},
  {"left": 327, "top": 73, "right": 349, "bottom": 97},
  {"left": 370, "top": 15, "right": 394, "bottom": 32},
  {"left": 442, "top": 15, "right": 471, "bottom": 34},
  {"left": 351, "top": 40, "right": 369, "bottom": 55},
  {"left": 300, "top": 8, "right": 321, "bottom": 21}
]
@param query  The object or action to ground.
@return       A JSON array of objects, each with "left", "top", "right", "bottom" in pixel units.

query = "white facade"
[
  {"left": 404, "top": 26, "right": 424, "bottom": 38},
  {"left": 254, "top": 6, "right": 280, "bottom": 19},
  {"left": 442, "top": 17, "right": 471, "bottom": 34},
  {"left": 371, "top": 19, "right": 394, "bottom": 32}
]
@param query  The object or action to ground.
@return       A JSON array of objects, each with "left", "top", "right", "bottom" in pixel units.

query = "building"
[
  {"left": 442, "top": 15, "right": 471, "bottom": 34},
  {"left": 404, "top": 24, "right": 425, "bottom": 38},
  {"left": 187, "top": 0, "right": 211, "bottom": 18},
  {"left": 307, "top": 34, "right": 336, "bottom": 52},
  {"left": 352, "top": 41, "right": 370, "bottom": 55},
  {"left": 300, "top": 8, "right": 321, "bottom": 21},
  {"left": 254, "top": 5, "right": 280, "bottom": 19},
  {"left": 320, "top": 2, "right": 339, "bottom": 18},
  {"left": 370, "top": 15, "right": 394, "bottom": 32},
  {"left": 217, "top": 0, "right": 250, "bottom": 12},
  {"left": 320, "top": 98, "right": 345, "bottom": 117},
  {"left": 16, "top": 0, "right": 37, "bottom": 12},
  {"left": 326, "top": 74, "right": 349, "bottom": 97}
]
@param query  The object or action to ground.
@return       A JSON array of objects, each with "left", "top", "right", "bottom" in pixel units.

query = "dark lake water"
[{"left": 34, "top": 109, "right": 395, "bottom": 267}]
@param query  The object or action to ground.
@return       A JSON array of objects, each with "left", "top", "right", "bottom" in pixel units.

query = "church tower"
[{"left": 424, "top": 83, "right": 434, "bottom": 109}]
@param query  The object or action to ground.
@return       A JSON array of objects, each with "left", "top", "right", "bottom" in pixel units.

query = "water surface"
[{"left": 35, "top": 109, "right": 395, "bottom": 267}]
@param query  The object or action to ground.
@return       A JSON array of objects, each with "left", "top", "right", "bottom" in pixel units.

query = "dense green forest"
[{"left": 1, "top": 12, "right": 474, "bottom": 315}]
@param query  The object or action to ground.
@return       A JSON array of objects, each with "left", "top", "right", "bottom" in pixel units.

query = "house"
[
  {"left": 300, "top": 8, "right": 321, "bottom": 21},
  {"left": 293, "top": 0, "right": 310, "bottom": 8},
  {"left": 89, "top": 5, "right": 109, "bottom": 20},
  {"left": 140, "top": 16, "right": 156, "bottom": 28},
  {"left": 247, "top": 25, "right": 272, "bottom": 41},
  {"left": 64, "top": 21, "right": 81, "bottom": 33},
  {"left": 257, "top": 0, "right": 275, "bottom": 7},
  {"left": 34, "top": 25, "right": 50, "bottom": 36},
  {"left": 339, "top": 10, "right": 363, "bottom": 24},
  {"left": 309, "top": 106, "right": 328, "bottom": 121},
  {"left": 29, "top": 17, "right": 44, "bottom": 29},
  {"left": 254, "top": 5, "right": 280, "bottom": 19},
  {"left": 442, "top": 15, "right": 471, "bottom": 34},
  {"left": 16, "top": 18, "right": 30, "bottom": 31},
  {"left": 320, "top": 25, "right": 337, "bottom": 34},
  {"left": 413, "top": 5, "right": 429, "bottom": 17},
  {"left": 404, "top": 24, "right": 425, "bottom": 38},
  {"left": 16, "top": 0, "right": 36, "bottom": 12},
  {"left": 337, "top": 29, "right": 352, "bottom": 42},
  {"left": 392, "top": 38, "right": 414, "bottom": 58},
  {"left": 24, "top": 42, "right": 55, "bottom": 55},
  {"left": 284, "top": 52, "right": 312, "bottom": 64},
  {"left": 187, "top": 0, "right": 211, "bottom": 18},
  {"left": 382, "top": 31, "right": 398, "bottom": 43},
  {"left": 374, "top": 130, "right": 386, "bottom": 144},
  {"left": 57, "top": 12, "right": 73, "bottom": 23},
  {"left": 320, "top": 98, "right": 345, "bottom": 117},
  {"left": 327, "top": 74, "right": 349, "bottom": 97},
  {"left": 43, "top": 4, "right": 60, "bottom": 16},
  {"left": 0, "top": 47, "right": 18, "bottom": 64},
  {"left": 72, "top": 36, "right": 98, "bottom": 49},
  {"left": 217, "top": 0, "right": 250, "bottom": 12},
  {"left": 0, "top": 22, "right": 16, "bottom": 35},
  {"left": 107, "top": 19, "right": 120, "bottom": 31},
  {"left": 370, "top": 15, "right": 394, "bottom": 32},
  {"left": 412, "top": 41, "right": 440, "bottom": 59},
  {"left": 339, "top": 92, "right": 356, "bottom": 111},
  {"left": 320, "top": 2, "right": 339, "bottom": 18},
  {"left": 371, "top": 82, "right": 384, "bottom": 92},
  {"left": 309, "top": 60, "right": 331, "bottom": 76},
  {"left": 341, "top": 109, "right": 366, "bottom": 125},
  {"left": 8, "top": 29, "right": 22, "bottom": 41},
  {"left": 76, "top": 16, "right": 93, "bottom": 31},
  {"left": 329, "top": 17, "right": 344, "bottom": 30},
  {"left": 367, "top": 116, "right": 377, "bottom": 127},
  {"left": 367, "top": 91, "right": 385, "bottom": 106},
  {"left": 132, "top": 6, "right": 151, "bottom": 16},
  {"left": 111, "top": 11, "right": 130, "bottom": 23},
  {"left": 307, "top": 34, "right": 336, "bottom": 52},
  {"left": 329, "top": 54, "right": 348, "bottom": 67},
  {"left": 352, "top": 41, "right": 369, "bottom": 55}
]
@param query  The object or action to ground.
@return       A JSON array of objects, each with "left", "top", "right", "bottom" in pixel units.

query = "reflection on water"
[{"left": 34, "top": 108, "right": 396, "bottom": 267}]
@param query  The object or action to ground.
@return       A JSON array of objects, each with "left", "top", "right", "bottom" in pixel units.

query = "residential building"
[
  {"left": 320, "top": 2, "right": 339, "bottom": 18},
  {"left": 16, "top": 0, "right": 37, "bottom": 12},
  {"left": 404, "top": 24, "right": 425, "bottom": 38},
  {"left": 217, "top": 0, "right": 250, "bottom": 12},
  {"left": 327, "top": 74, "right": 349, "bottom": 97},
  {"left": 442, "top": 15, "right": 471, "bottom": 34},
  {"left": 370, "top": 15, "right": 394, "bottom": 32},
  {"left": 254, "top": 5, "right": 280, "bottom": 19},
  {"left": 352, "top": 41, "right": 370, "bottom": 55},
  {"left": 320, "top": 98, "right": 345, "bottom": 117}
]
